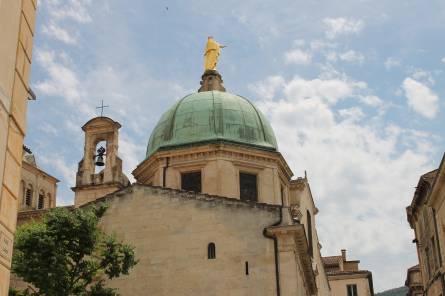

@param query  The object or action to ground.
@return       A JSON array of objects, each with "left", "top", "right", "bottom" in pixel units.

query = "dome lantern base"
[{"left": 198, "top": 70, "right": 226, "bottom": 92}]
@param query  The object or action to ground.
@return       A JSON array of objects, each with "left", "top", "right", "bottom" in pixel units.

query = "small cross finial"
[{"left": 96, "top": 100, "right": 109, "bottom": 116}]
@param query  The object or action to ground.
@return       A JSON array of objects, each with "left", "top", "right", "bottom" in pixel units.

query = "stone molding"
[
  {"left": 133, "top": 143, "right": 293, "bottom": 184},
  {"left": 265, "top": 224, "right": 318, "bottom": 295},
  {"left": 81, "top": 183, "right": 281, "bottom": 213}
]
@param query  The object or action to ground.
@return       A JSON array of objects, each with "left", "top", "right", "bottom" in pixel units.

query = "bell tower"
[{"left": 72, "top": 117, "right": 129, "bottom": 207}]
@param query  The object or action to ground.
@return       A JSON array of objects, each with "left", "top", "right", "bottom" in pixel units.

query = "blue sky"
[{"left": 26, "top": 0, "right": 445, "bottom": 292}]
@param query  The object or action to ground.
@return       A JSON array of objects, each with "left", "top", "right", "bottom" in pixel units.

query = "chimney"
[{"left": 341, "top": 249, "right": 346, "bottom": 261}]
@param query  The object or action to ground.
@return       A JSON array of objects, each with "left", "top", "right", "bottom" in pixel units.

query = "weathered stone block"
[
  {"left": 10, "top": 73, "right": 28, "bottom": 133},
  {"left": 7, "top": 120, "right": 24, "bottom": 164},
  {"left": 0, "top": 187, "right": 18, "bottom": 232},
  {"left": 3, "top": 152, "right": 21, "bottom": 196},
  {"left": 21, "top": 0, "right": 36, "bottom": 36}
]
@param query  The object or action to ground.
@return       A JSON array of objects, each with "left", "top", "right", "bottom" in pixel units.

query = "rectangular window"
[
  {"left": 347, "top": 284, "right": 358, "bottom": 296},
  {"left": 239, "top": 173, "right": 257, "bottom": 201},
  {"left": 181, "top": 171, "right": 201, "bottom": 193}
]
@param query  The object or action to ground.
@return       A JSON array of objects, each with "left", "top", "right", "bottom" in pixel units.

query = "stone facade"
[
  {"left": 90, "top": 184, "right": 322, "bottom": 296},
  {"left": 407, "top": 153, "right": 445, "bottom": 296},
  {"left": 10, "top": 63, "right": 336, "bottom": 294},
  {"left": 405, "top": 265, "right": 424, "bottom": 296},
  {"left": 19, "top": 147, "right": 58, "bottom": 211},
  {"left": 72, "top": 117, "right": 130, "bottom": 207},
  {"left": 0, "top": 0, "right": 37, "bottom": 293},
  {"left": 36, "top": 110, "right": 331, "bottom": 295},
  {"left": 134, "top": 143, "right": 292, "bottom": 205},
  {"left": 322, "top": 250, "right": 374, "bottom": 296}
]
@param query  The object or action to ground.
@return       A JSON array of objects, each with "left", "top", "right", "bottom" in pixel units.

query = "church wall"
[
  {"left": 74, "top": 185, "right": 120, "bottom": 207},
  {"left": 98, "top": 185, "right": 282, "bottom": 296}
]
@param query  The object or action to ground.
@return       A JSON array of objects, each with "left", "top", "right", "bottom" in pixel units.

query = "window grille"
[
  {"left": 181, "top": 171, "right": 202, "bottom": 193},
  {"left": 347, "top": 284, "right": 358, "bottom": 296},
  {"left": 25, "top": 188, "right": 32, "bottom": 206},
  {"left": 239, "top": 173, "right": 257, "bottom": 201},
  {"left": 38, "top": 194, "right": 44, "bottom": 209}
]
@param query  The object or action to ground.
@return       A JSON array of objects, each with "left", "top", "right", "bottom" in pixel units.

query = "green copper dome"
[{"left": 146, "top": 91, "right": 278, "bottom": 157}]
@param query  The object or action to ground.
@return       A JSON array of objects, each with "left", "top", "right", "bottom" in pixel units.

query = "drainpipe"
[
  {"left": 263, "top": 207, "right": 282, "bottom": 296},
  {"left": 162, "top": 157, "right": 169, "bottom": 187},
  {"left": 262, "top": 193, "right": 285, "bottom": 296}
]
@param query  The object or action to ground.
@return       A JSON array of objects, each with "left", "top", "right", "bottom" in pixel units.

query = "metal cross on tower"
[{"left": 96, "top": 100, "right": 109, "bottom": 116}]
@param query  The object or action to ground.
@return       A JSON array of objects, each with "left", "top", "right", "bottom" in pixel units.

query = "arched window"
[
  {"left": 25, "top": 185, "right": 33, "bottom": 207},
  {"left": 38, "top": 191, "right": 45, "bottom": 209},
  {"left": 307, "top": 210, "right": 313, "bottom": 257},
  {"left": 208, "top": 242, "right": 216, "bottom": 259}
]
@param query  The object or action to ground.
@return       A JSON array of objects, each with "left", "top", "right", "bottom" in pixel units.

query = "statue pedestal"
[{"left": 198, "top": 70, "right": 226, "bottom": 92}]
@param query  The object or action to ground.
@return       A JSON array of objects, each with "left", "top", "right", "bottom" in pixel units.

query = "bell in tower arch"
[{"left": 95, "top": 146, "right": 106, "bottom": 167}]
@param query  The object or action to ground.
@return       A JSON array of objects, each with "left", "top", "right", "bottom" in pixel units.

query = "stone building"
[
  {"left": 407, "top": 154, "right": 445, "bottom": 296},
  {"left": 11, "top": 69, "right": 334, "bottom": 295},
  {"left": 405, "top": 264, "right": 423, "bottom": 296},
  {"left": 0, "top": 0, "right": 37, "bottom": 293},
  {"left": 14, "top": 69, "right": 330, "bottom": 295},
  {"left": 19, "top": 146, "right": 58, "bottom": 212},
  {"left": 14, "top": 146, "right": 58, "bottom": 228},
  {"left": 322, "top": 250, "right": 374, "bottom": 296}
]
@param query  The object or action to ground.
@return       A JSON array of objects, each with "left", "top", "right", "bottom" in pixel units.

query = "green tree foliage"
[
  {"left": 375, "top": 286, "right": 409, "bottom": 296},
  {"left": 10, "top": 204, "right": 137, "bottom": 296}
]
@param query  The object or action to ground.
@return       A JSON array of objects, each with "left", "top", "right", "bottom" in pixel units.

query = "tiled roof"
[{"left": 322, "top": 256, "right": 341, "bottom": 266}]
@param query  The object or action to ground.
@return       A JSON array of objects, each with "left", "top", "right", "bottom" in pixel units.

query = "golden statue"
[{"left": 204, "top": 36, "right": 226, "bottom": 71}]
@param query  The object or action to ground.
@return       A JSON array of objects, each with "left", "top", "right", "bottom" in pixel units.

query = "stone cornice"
[
  {"left": 81, "top": 116, "right": 121, "bottom": 131},
  {"left": 22, "top": 161, "right": 60, "bottom": 183},
  {"left": 327, "top": 270, "right": 371, "bottom": 280},
  {"left": 71, "top": 181, "right": 126, "bottom": 192},
  {"left": 81, "top": 183, "right": 282, "bottom": 213}
]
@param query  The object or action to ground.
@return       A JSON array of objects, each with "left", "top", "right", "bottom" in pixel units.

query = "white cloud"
[
  {"left": 442, "top": 57, "right": 445, "bottom": 64},
  {"left": 293, "top": 39, "right": 306, "bottom": 47},
  {"left": 359, "top": 95, "right": 383, "bottom": 107},
  {"left": 42, "top": 23, "right": 77, "bottom": 44},
  {"left": 325, "top": 51, "right": 338, "bottom": 62},
  {"left": 339, "top": 50, "right": 365, "bottom": 64},
  {"left": 34, "top": 49, "right": 92, "bottom": 116},
  {"left": 47, "top": 0, "right": 93, "bottom": 23},
  {"left": 384, "top": 57, "right": 401, "bottom": 70},
  {"left": 119, "top": 133, "right": 145, "bottom": 182},
  {"left": 323, "top": 17, "right": 364, "bottom": 39},
  {"left": 39, "top": 154, "right": 77, "bottom": 185},
  {"left": 411, "top": 69, "right": 435, "bottom": 85},
  {"left": 281, "top": 76, "right": 365, "bottom": 105},
  {"left": 402, "top": 77, "right": 439, "bottom": 119},
  {"left": 253, "top": 74, "right": 434, "bottom": 284},
  {"left": 310, "top": 40, "right": 337, "bottom": 50},
  {"left": 338, "top": 107, "right": 364, "bottom": 122},
  {"left": 284, "top": 49, "right": 312, "bottom": 65},
  {"left": 248, "top": 76, "right": 285, "bottom": 100}
]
